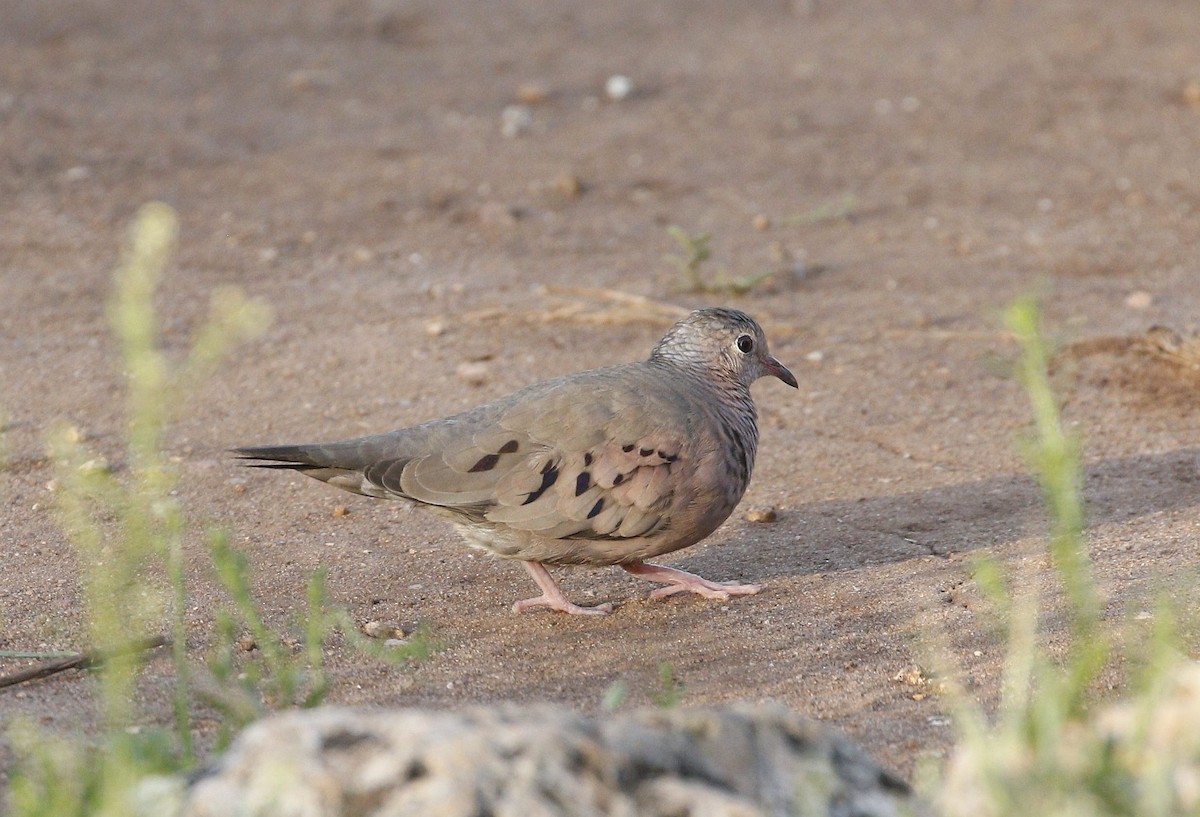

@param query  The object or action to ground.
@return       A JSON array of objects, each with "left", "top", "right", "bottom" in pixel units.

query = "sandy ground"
[{"left": 3, "top": 0, "right": 1200, "bottom": 788}]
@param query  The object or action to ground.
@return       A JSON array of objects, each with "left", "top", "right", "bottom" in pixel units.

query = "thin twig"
[{"left": 0, "top": 634, "right": 170, "bottom": 690}]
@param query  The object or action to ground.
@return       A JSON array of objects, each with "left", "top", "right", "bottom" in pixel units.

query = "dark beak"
[{"left": 762, "top": 354, "right": 798, "bottom": 388}]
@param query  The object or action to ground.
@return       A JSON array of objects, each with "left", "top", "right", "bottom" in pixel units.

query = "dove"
[{"left": 235, "top": 307, "right": 797, "bottom": 615}]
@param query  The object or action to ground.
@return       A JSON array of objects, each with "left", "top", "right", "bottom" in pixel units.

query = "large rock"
[{"left": 166, "top": 703, "right": 923, "bottom": 817}]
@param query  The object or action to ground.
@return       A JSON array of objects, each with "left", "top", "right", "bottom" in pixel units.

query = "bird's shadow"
[{"left": 686, "top": 447, "right": 1200, "bottom": 581}]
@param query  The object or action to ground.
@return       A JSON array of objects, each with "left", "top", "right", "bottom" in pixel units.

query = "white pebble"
[
  {"left": 605, "top": 74, "right": 633, "bottom": 100},
  {"left": 1125, "top": 290, "right": 1153, "bottom": 310},
  {"left": 500, "top": 104, "right": 533, "bottom": 138},
  {"left": 456, "top": 361, "right": 490, "bottom": 386}
]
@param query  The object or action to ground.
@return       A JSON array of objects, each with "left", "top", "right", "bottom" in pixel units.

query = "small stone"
[
  {"left": 258, "top": 247, "right": 279, "bottom": 263},
  {"left": 1183, "top": 79, "right": 1200, "bottom": 107},
  {"left": 63, "top": 165, "right": 91, "bottom": 182},
  {"left": 500, "top": 104, "right": 533, "bottom": 138},
  {"left": 553, "top": 173, "right": 583, "bottom": 198},
  {"left": 605, "top": 74, "right": 633, "bottom": 100},
  {"left": 516, "top": 83, "right": 548, "bottom": 105},
  {"left": 893, "top": 664, "right": 928, "bottom": 687},
  {"left": 425, "top": 318, "right": 447, "bottom": 337},
  {"left": 479, "top": 201, "right": 518, "bottom": 228},
  {"left": 384, "top": 638, "right": 410, "bottom": 648},
  {"left": 753, "top": 214, "right": 771, "bottom": 232},
  {"left": 237, "top": 635, "right": 256, "bottom": 652},
  {"left": 352, "top": 247, "right": 374, "bottom": 263},
  {"left": 805, "top": 350, "right": 824, "bottom": 363},
  {"left": 364, "top": 620, "right": 400, "bottom": 638},
  {"left": 745, "top": 507, "right": 777, "bottom": 523},
  {"left": 456, "top": 361, "right": 490, "bottom": 386},
  {"left": 79, "top": 457, "right": 110, "bottom": 475},
  {"left": 1125, "top": 290, "right": 1153, "bottom": 310},
  {"left": 332, "top": 505, "right": 350, "bottom": 517}
]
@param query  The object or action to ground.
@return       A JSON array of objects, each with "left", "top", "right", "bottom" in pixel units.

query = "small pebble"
[
  {"left": 745, "top": 507, "right": 777, "bottom": 523},
  {"left": 364, "top": 620, "right": 404, "bottom": 639},
  {"left": 500, "top": 104, "right": 533, "bottom": 138},
  {"left": 479, "top": 201, "right": 518, "bottom": 228},
  {"left": 1125, "top": 290, "right": 1153, "bottom": 310},
  {"left": 893, "top": 664, "right": 928, "bottom": 687},
  {"left": 753, "top": 214, "right": 771, "bottom": 232},
  {"left": 553, "top": 173, "right": 584, "bottom": 198},
  {"left": 456, "top": 361, "right": 490, "bottom": 386},
  {"left": 237, "top": 635, "right": 257, "bottom": 652},
  {"left": 79, "top": 457, "right": 109, "bottom": 475},
  {"left": 332, "top": 505, "right": 350, "bottom": 517},
  {"left": 425, "top": 318, "right": 447, "bottom": 337},
  {"left": 516, "top": 83, "right": 548, "bottom": 105},
  {"left": 384, "top": 638, "right": 410, "bottom": 649},
  {"left": 1183, "top": 79, "right": 1200, "bottom": 107},
  {"left": 605, "top": 74, "right": 633, "bottom": 100}
]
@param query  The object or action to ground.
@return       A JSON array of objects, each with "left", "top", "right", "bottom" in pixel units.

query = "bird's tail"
[
  {"left": 232, "top": 444, "right": 324, "bottom": 470},
  {"left": 233, "top": 443, "right": 383, "bottom": 496}
]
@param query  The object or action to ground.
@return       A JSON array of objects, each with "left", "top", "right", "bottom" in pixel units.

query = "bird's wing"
[{"left": 372, "top": 367, "right": 698, "bottom": 541}]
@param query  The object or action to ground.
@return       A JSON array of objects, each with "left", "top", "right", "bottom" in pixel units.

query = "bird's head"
[{"left": 651, "top": 308, "right": 798, "bottom": 390}]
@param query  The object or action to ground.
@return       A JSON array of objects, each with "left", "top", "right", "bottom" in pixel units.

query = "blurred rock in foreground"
[{"left": 151, "top": 703, "right": 924, "bottom": 817}]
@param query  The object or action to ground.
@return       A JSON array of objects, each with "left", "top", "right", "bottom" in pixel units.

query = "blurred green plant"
[
  {"left": 665, "top": 225, "right": 771, "bottom": 295},
  {"left": 652, "top": 661, "right": 684, "bottom": 708},
  {"left": 929, "top": 295, "right": 1195, "bottom": 817},
  {"left": 200, "top": 530, "right": 440, "bottom": 750},
  {"left": 783, "top": 194, "right": 857, "bottom": 228},
  {"left": 7, "top": 203, "right": 435, "bottom": 817}
]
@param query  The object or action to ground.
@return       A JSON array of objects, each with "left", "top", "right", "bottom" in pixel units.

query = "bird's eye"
[{"left": 736, "top": 334, "right": 754, "bottom": 354}]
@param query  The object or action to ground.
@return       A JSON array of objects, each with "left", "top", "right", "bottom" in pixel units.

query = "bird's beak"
[{"left": 762, "top": 354, "right": 798, "bottom": 388}]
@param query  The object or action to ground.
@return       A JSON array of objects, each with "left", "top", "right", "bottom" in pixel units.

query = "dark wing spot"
[
  {"left": 587, "top": 498, "right": 604, "bottom": 519},
  {"left": 468, "top": 453, "right": 501, "bottom": 473},
  {"left": 612, "top": 473, "right": 624, "bottom": 486},
  {"left": 622, "top": 444, "right": 635, "bottom": 453},
  {"left": 522, "top": 464, "right": 559, "bottom": 505},
  {"left": 639, "top": 448, "right": 654, "bottom": 457},
  {"left": 575, "top": 471, "right": 591, "bottom": 496},
  {"left": 499, "top": 439, "right": 520, "bottom": 454},
  {"left": 583, "top": 451, "right": 593, "bottom": 466}
]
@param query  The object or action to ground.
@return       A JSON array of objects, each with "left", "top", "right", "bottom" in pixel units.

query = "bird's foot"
[
  {"left": 514, "top": 560, "right": 613, "bottom": 615},
  {"left": 512, "top": 595, "right": 613, "bottom": 616},
  {"left": 622, "top": 561, "right": 762, "bottom": 602}
]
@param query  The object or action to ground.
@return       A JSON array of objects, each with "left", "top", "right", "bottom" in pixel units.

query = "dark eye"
[{"left": 736, "top": 334, "right": 754, "bottom": 354}]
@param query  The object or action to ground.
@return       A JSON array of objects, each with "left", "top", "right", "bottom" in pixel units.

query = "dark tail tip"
[{"left": 231, "top": 445, "right": 318, "bottom": 468}]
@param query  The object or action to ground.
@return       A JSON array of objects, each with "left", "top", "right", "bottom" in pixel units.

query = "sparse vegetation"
[
  {"left": 665, "top": 225, "right": 772, "bottom": 294},
  {"left": 926, "top": 295, "right": 1196, "bottom": 817},
  {"left": 652, "top": 661, "right": 684, "bottom": 708},
  {"left": 5, "top": 204, "right": 436, "bottom": 816},
  {"left": 784, "top": 194, "right": 857, "bottom": 227}
]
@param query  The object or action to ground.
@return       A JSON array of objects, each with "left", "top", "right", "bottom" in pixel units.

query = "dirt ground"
[{"left": 3, "top": 0, "right": 1200, "bottom": 789}]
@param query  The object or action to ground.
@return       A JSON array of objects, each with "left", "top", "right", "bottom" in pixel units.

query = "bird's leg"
[
  {"left": 512, "top": 561, "right": 613, "bottom": 615},
  {"left": 622, "top": 561, "right": 762, "bottom": 601}
]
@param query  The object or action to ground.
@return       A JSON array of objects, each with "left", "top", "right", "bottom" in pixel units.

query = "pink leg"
[
  {"left": 622, "top": 561, "right": 762, "bottom": 602},
  {"left": 512, "top": 561, "right": 613, "bottom": 615}
]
